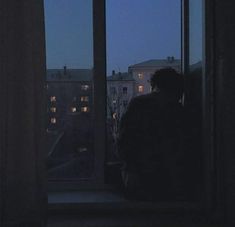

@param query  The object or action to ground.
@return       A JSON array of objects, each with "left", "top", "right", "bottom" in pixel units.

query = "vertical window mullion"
[
  {"left": 181, "top": 0, "right": 189, "bottom": 74},
  {"left": 93, "top": 0, "right": 107, "bottom": 184}
]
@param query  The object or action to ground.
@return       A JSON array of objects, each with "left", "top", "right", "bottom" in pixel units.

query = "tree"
[{"left": 107, "top": 85, "right": 132, "bottom": 142}]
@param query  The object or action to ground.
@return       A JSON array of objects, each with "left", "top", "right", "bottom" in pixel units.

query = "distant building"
[
  {"left": 46, "top": 67, "right": 93, "bottom": 160},
  {"left": 106, "top": 71, "right": 135, "bottom": 121},
  {"left": 128, "top": 57, "right": 181, "bottom": 95},
  {"left": 46, "top": 66, "right": 93, "bottom": 132},
  {"left": 106, "top": 71, "right": 135, "bottom": 161}
]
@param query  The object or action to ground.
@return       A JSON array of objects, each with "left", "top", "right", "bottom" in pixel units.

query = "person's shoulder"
[
  {"left": 127, "top": 93, "right": 159, "bottom": 111},
  {"left": 130, "top": 93, "right": 155, "bottom": 104}
]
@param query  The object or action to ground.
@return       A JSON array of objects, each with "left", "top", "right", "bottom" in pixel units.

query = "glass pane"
[
  {"left": 189, "top": 0, "right": 203, "bottom": 66},
  {"left": 106, "top": 0, "right": 182, "bottom": 201},
  {"left": 44, "top": 0, "right": 94, "bottom": 180},
  {"left": 185, "top": 0, "right": 203, "bottom": 200}
]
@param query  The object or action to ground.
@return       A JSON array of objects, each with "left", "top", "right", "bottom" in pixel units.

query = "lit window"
[
  {"left": 81, "top": 106, "right": 89, "bottom": 112},
  {"left": 50, "top": 96, "right": 56, "bottom": 102},
  {"left": 71, "top": 107, "right": 77, "bottom": 113},
  {"left": 81, "top": 84, "right": 89, "bottom": 91},
  {"left": 51, "top": 118, "right": 56, "bottom": 124},
  {"left": 81, "top": 96, "right": 89, "bottom": 102},
  {"left": 138, "top": 85, "right": 144, "bottom": 93},
  {"left": 50, "top": 107, "right": 56, "bottom": 113},
  {"left": 138, "top": 73, "right": 143, "bottom": 79}
]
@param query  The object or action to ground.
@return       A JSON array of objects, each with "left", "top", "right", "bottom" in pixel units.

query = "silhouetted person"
[{"left": 117, "top": 68, "right": 184, "bottom": 201}]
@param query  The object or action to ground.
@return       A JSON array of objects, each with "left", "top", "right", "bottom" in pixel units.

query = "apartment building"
[{"left": 129, "top": 57, "right": 181, "bottom": 95}]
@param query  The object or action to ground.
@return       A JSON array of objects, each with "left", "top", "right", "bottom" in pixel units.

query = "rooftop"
[
  {"left": 129, "top": 58, "right": 181, "bottom": 69},
  {"left": 107, "top": 72, "right": 134, "bottom": 81},
  {"left": 47, "top": 68, "right": 93, "bottom": 82}
]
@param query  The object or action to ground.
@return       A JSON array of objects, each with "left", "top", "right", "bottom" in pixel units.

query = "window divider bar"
[{"left": 93, "top": 0, "right": 107, "bottom": 184}]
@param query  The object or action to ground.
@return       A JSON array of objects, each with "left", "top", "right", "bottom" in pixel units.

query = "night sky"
[{"left": 44, "top": 0, "right": 181, "bottom": 75}]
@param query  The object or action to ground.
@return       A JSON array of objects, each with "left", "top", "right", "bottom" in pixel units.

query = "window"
[
  {"left": 50, "top": 107, "right": 56, "bottom": 113},
  {"left": 50, "top": 96, "right": 56, "bottom": 102},
  {"left": 81, "top": 106, "right": 89, "bottom": 113},
  {"left": 45, "top": 0, "right": 198, "bottom": 205},
  {"left": 183, "top": 0, "right": 204, "bottom": 200},
  {"left": 50, "top": 117, "right": 56, "bottom": 124},
  {"left": 81, "top": 96, "right": 89, "bottom": 102},
  {"left": 138, "top": 73, "right": 143, "bottom": 79},
  {"left": 81, "top": 84, "right": 90, "bottom": 91},
  {"left": 45, "top": 0, "right": 95, "bottom": 181},
  {"left": 106, "top": 0, "right": 183, "bottom": 203},
  {"left": 70, "top": 107, "right": 77, "bottom": 113},
  {"left": 110, "top": 86, "right": 116, "bottom": 95},
  {"left": 0, "top": 0, "right": 224, "bottom": 223},
  {"left": 123, "top": 87, "right": 128, "bottom": 94},
  {"left": 138, "top": 85, "right": 144, "bottom": 93}
]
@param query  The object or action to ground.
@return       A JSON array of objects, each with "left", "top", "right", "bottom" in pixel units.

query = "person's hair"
[{"left": 150, "top": 67, "right": 184, "bottom": 99}]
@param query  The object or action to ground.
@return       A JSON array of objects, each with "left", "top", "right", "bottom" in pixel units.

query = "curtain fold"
[{"left": 0, "top": 1, "right": 47, "bottom": 226}]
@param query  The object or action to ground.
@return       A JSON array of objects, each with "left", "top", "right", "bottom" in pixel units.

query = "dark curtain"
[{"left": 0, "top": 1, "right": 47, "bottom": 226}]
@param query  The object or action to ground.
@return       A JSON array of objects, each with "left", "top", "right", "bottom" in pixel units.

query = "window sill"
[{"left": 48, "top": 189, "right": 200, "bottom": 215}]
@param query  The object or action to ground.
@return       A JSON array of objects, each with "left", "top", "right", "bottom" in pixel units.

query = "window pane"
[
  {"left": 185, "top": 0, "right": 203, "bottom": 199},
  {"left": 189, "top": 0, "right": 203, "bottom": 66},
  {"left": 44, "top": 0, "right": 94, "bottom": 180},
  {"left": 106, "top": 0, "right": 182, "bottom": 201}
]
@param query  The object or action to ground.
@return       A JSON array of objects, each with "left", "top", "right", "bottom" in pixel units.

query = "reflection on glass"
[{"left": 45, "top": 0, "right": 94, "bottom": 180}]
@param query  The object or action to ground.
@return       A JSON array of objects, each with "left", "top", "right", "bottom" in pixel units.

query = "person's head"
[{"left": 150, "top": 68, "right": 184, "bottom": 99}]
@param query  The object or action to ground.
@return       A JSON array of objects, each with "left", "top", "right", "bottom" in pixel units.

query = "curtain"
[{"left": 0, "top": 1, "right": 47, "bottom": 226}]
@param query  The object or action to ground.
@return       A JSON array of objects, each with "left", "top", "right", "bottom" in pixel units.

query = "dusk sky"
[
  {"left": 44, "top": 0, "right": 181, "bottom": 75},
  {"left": 106, "top": 0, "right": 181, "bottom": 74}
]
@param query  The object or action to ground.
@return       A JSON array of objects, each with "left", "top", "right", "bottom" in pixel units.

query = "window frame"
[
  {"left": 48, "top": 1, "right": 222, "bottom": 222},
  {"left": 182, "top": 0, "right": 221, "bottom": 216},
  {"left": 47, "top": 0, "right": 106, "bottom": 188}
]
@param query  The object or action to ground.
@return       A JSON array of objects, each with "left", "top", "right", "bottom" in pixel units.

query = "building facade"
[
  {"left": 106, "top": 71, "right": 135, "bottom": 120},
  {"left": 46, "top": 67, "right": 94, "bottom": 178},
  {"left": 128, "top": 57, "right": 181, "bottom": 95},
  {"left": 46, "top": 67, "right": 93, "bottom": 133}
]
